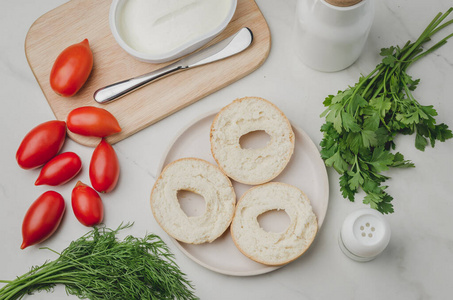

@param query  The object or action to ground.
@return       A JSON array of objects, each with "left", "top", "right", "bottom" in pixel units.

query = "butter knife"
[{"left": 94, "top": 27, "right": 253, "bottom": 104}]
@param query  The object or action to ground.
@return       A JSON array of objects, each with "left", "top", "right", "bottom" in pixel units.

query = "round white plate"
[{"left": 155, "top": 110, "right": 329, "bottom": 276}]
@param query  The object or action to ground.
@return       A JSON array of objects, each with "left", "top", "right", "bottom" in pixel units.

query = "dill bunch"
[{"left": 0, "top": 223, "right": 197, "bottom": 300}]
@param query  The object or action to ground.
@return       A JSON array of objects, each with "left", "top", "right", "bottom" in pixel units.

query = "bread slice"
[
  {"left": 210, "top": 97, "right": 295, "bottom": 185},
  {"left": 150, "top": 158, "right": 236, "bottom": 244},
  {"left": 231, "top": 182, "right": 318, "bottom": 265}
]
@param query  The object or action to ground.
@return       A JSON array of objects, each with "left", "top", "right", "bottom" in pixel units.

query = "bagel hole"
[
  {"left": 239, "top": 130, "right": 271, "bottom": 149},
  {"left": 257, "top": 209, "right": 290, "bottom": 233},
  {"left": 177, "top": 190, "right": 206, "bottom": 217}
]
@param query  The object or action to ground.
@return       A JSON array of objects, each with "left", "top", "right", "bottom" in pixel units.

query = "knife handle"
[{"left": 94, "top": 62, "right": 183, "bottom": 104}]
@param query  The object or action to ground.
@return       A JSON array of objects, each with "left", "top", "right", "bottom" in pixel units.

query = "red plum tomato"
[
  {"left": 21, "top": 191, "right": 65, "bottom": 249},
  {"left": 50, "top": 39, "right": 93, "bottom": 97},
  {"left": 89, "top": 139, "right": 120, "bottom": 193},
  {"left": 16, "top": 120, "right": 66, "bottom": 169},
  {"left": 67, "top": 106, "right": 121, "bottom": 137},
  {"left": 35, "top": 152, "right": 82, "bottom": 186},
  {"left": 71, "top": 181, "right": 104, "bottom": 227}
]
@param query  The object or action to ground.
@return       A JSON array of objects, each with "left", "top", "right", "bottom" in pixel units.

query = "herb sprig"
[
  {"left": 320, "top": 8, "right": 453, "bottom": 214},
  {"left": 0, "top": 224, "right": 197, "bottom": 300}
]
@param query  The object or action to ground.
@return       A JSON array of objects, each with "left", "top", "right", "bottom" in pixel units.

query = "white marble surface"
[{"left": 1, "top": 0, "right": 453, "bottom": 299}]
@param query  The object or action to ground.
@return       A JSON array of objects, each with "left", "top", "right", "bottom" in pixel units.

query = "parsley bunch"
[{"left": 320, "top": 8, "right": 453, "bottom": 214}]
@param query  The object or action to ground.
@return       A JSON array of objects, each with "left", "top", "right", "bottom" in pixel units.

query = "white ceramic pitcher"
[{"left": 294, "top": 0, "right": 375, "bottom": 72}]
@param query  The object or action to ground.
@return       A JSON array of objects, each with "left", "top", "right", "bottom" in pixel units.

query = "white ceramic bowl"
[{"left": 109, "top": 0, "right": 237, "bottom": 64}]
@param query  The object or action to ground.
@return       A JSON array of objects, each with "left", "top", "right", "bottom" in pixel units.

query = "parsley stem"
[
  {"left": 430, "top": 16, "right": 453, "bottom": 37},
  {"left": 410, "top": 32, "right": 453, "bottom": 66},
  {"left": 348, "top": 66, "right": 381, "bottom": 109},
  {"left": 353, "top": 155, "right": 361, "bottom": 173},
  {"left": 399, "top": 11, "right": 444, "bottom": 63}
]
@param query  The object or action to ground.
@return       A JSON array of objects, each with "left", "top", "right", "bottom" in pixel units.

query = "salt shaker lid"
[
  {"left": 339, "top": 208, "right": 391, "bottom": 261},
  {"left": 325, "top": 0, "right": 363, "bottom": 7}
]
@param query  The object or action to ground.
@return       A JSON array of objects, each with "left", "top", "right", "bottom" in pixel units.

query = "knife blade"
[{"left": 94, "top": 27, "right": 253, "bottom": 104}]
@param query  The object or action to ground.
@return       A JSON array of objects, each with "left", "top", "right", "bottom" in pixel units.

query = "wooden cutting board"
[{"left": 25, "top": 0, "right": 271, "bottom": 147}]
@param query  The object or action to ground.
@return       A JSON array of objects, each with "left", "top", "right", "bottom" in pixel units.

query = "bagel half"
[
  {"left": 150, "top": 158, "right": 236, "bottom": 244},
  {"left": 231, "top": 182, "right": 318, "bottom": 265},
  {"left": 210, "top": 97, "right": 295, "bottom": 185}
]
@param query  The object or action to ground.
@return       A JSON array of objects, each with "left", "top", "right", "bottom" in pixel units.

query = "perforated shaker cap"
[{"left": 339, "top": 208, "right": 391, "bottom": 261}]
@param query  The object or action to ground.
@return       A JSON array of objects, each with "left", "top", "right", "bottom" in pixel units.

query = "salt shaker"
[
  {"left": 339, "top": 208, "right": 391, "bottom": 262},
  {"left": 293, "top": 0, "right": 375, "bottom": 72}
]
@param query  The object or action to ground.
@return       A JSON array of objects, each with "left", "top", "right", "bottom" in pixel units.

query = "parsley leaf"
[
  {"left": 325, "top": 151, "right": 349, "bottom": 174},
  {"left": 361, "top": 130, "right": 378, "bottom": 148},
  {"left": 340, "top": 173, "right": 356, "bottom": 201},
  {"left": 370, "top": 96, "right": 392, "bottom": 117},
  {"left": 392, "top": 152, "right": 415, "bottom": 168},
  {"left": 368, "top": 147, "right": 394, "bottom": 173},
  {"left": 348, "top": 170, "right": 364, "bottom": 191},
  {"left": 342, "top": 111, "right": 361, "bottom": 132},
  {"left": 415, "top": 132, "right": 429, "bottom": 151},
  {"left": 383, "top": 55, "right": 397, "bottom": 67}
]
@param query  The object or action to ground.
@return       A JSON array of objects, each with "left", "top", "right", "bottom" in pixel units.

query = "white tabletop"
[{"left": 1, "top": 0, "right": 452, "bottom": 299}]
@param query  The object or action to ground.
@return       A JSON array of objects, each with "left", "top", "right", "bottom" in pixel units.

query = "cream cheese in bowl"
[{"left": 110, "top": 0, "right": 237, "bottom": 63}]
